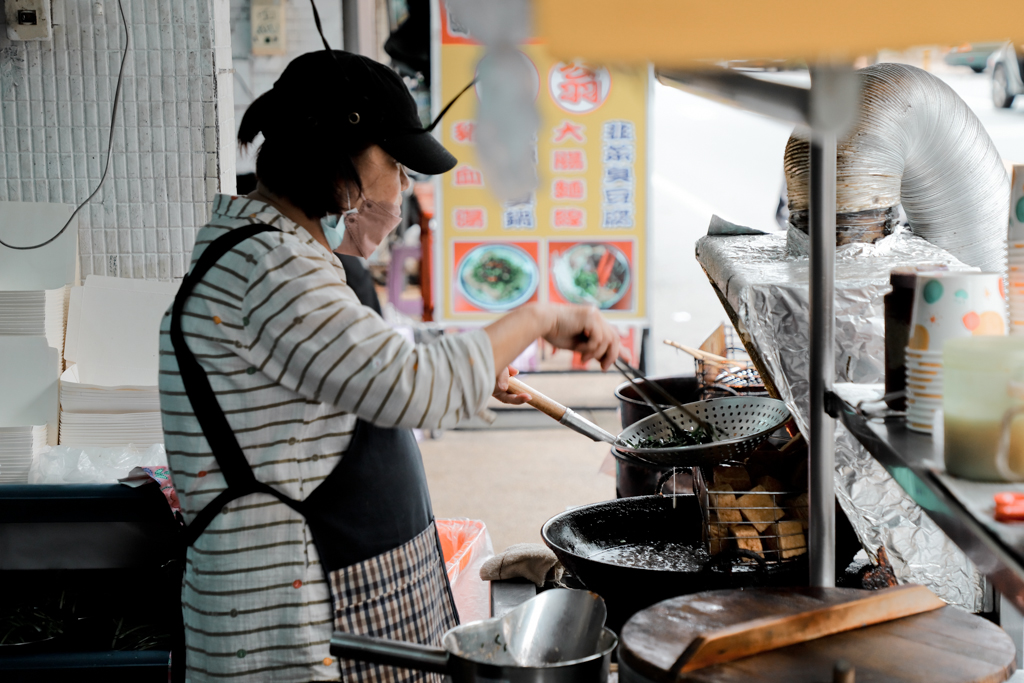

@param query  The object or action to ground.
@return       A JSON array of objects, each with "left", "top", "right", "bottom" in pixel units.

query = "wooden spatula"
[{"left": 671, "top": 584, "right": 945, "bottom": 674}]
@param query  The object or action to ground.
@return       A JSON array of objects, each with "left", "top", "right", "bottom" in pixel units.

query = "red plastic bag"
[{"left": 437, "top": 518, "right": 494, "bottom": 622}]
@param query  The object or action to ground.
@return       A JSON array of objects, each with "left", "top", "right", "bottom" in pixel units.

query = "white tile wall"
[
  {"left": 0, "top": 0, "right": 234, "bottom": 281},
  {"left": 230, "top": 0, "right": 343, "bottom": 174}
]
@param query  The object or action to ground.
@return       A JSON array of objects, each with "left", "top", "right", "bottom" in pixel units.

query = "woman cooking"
[{"left": 159, "top": 50, "right": 620, "bottom": 682}]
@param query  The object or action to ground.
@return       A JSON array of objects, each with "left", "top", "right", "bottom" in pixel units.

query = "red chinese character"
[
  {"left": 553, "top": 150, "right": 585, "bottom": 171},
  {"left": 553, "top": 180, "right": 585, "bottom": 199},
  {"left": 553, "top": 120, "right": 585, "bottom": 143},
  {"left": 556, "top": 63, "right": 600, "bottom": 105},
  {"left": 454, "top": 209, "right": 485, "bottom": 229},
  {"left": 452, "top": 121, "right": 475, "bottom": 143},
  {"left": 553, "top": 209, "right": 585, "bottom": 228},
  {"left": 453, "top": 165, "right": 483, "bottom": 186}
]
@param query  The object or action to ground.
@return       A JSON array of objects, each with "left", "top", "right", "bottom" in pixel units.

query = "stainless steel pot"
[{"left": 331, "top": 589, "right": 618, "bottom": 683}]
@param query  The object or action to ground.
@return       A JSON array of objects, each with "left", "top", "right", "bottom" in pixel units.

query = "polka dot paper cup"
[{"left": 907, "top": 272, "right": 1007, "bottom": 352}]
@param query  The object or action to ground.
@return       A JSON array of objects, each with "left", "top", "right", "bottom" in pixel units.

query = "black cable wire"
[
  {"left": 425, "top": 78, "right": 476, "bottom": 133},
  {"left": 310, "top": 0, "right": 471, "bottom": 133},
  {"left": 0, "top": 0, "right": 129, "bottom": 251},
  {"left": 309, "top": 0, "right": 332, "bottom": 51}
]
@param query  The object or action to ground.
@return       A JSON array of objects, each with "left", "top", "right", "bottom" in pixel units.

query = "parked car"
[
  {"left": 989, "top": 42, "right": 1024, "bottom": 108},
  {"left": 944, "top": 42, "right": 1004, "bottom": 72}
]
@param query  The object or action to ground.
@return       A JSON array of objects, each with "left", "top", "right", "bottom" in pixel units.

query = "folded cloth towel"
[{"left": 480, "top": 543, "right": 564, "bottom": 586}]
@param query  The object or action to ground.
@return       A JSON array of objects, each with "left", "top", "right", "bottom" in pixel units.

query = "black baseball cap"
[{"left": 241, "top": 50, "right": 457, "bottom": 175}]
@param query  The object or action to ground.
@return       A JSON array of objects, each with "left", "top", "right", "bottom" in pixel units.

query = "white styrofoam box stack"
[
  {"left": 0, "top": 205, "right": 78, "bottom": 329},
  {"left": 58, "top": 413, "right": 163, "bottom": 448},
  {"left": 59, "top": 365, "right": 159, "bottom": 414},
  {"left": 64, "top": 275, "right": 180, "bottom": 386},
  {"left": 0, "top": 426, "right": 48, "bottom": 483},
  {"left": 0, "top": 336, "right": 60, "bottom": 447},
  {"left": 60, "top": 275, "right": 179, "bottom": 449},
  {"left": 0, "top": 287, "right": 70, "bottom": 357},
  {"left": 0, "top": 203, "right": 78, "bottom": 449}
]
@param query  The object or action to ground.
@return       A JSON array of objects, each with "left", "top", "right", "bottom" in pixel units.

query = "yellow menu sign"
[{"left": 433, "top": 2, "right": 649, "bottom": 324}]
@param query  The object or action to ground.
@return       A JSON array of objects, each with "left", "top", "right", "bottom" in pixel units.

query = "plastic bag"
[
  {"left": 437, "top": 518, "right": 494, "bottom": 623},
  {"left": 28, "top": 443, "right": 168, "bottom": 484}
]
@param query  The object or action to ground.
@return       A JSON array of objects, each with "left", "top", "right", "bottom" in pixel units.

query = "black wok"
[{"left": 542, "top": 494, "right": 808, "bottom": 632}]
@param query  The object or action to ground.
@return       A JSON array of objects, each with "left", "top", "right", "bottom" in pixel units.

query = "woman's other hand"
[
  {"left": 483, "top": 302, "right": 623, "bottom": 381},
  {"left": 492, "top": 365, "right": 532, "bottom": 405},
  {"left": 543, "top": 304, "right": 621, "bottom": 371}
]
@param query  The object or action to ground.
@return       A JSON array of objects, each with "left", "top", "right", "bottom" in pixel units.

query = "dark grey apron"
[{"left": 171, "top": 223, "right": 458, "bottom": 679}]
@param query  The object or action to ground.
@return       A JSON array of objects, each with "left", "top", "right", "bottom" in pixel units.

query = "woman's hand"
[
  {"left": 483, "top": 302, "right": 623, "bottom": 380},
  {"left": 542, "top": 304, "right": 621, "bottom": 371},
  {"left": 492, "top": 365, "right": 532, "bottom": 405}
]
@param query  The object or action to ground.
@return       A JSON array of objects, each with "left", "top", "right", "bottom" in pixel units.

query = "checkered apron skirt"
[{"left": 330, "top": 523, "right": 459, "bottom": 682}]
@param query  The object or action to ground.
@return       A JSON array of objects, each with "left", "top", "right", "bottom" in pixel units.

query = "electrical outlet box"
[
  {"left": 251, "top": 0, "right": 286, "bottom": 56},
  {"left": 5, "top": 0, "right": 52, "bottom": 41}
]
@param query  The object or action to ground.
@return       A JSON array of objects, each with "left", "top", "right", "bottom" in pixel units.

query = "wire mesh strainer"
[{"left": 616, "top": 396, "right": 791, "bottom": 466}]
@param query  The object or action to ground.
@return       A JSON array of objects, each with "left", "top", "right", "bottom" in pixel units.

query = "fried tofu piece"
[
  {"left": 789, "top": 492, "right": 810, "bottom": 530},
  {"left": 765, "top": 520, "right": 807, "bottom": 559},
  {"left": 713, "top": 465, "right": 751, "bottom": 491},
  {"left": 708, "top": 519, "right": 730, "bottom": 555},
  {"left": 736, "top": 485, "right": 784, "bottom": 533},
  {"left": 710, "top": 484, "right": 742, "bottom": 524},
  {"left": 757, "top": 475, "right": 785, "bottom": 493},
  {"left": 730, "top": 525, "right": 763, "bottom": 557}
]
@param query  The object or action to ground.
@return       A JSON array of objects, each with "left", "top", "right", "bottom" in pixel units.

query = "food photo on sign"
[
  {"left": 549, "top": 240, "right": 634, "bottom": 312},
  {"left": 452, "top": 240, "right": 541, "bottom": 313}
]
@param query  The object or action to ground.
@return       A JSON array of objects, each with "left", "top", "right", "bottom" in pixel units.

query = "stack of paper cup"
[
  {"left": 904, "top": 348, "right": 943, "bottom": 432},
  {"left": 1009, "top": 164, "right": 1024, "bottom": 335},
  {"left": 905, "top": 271, "right": 1007, "bottom": 434}
]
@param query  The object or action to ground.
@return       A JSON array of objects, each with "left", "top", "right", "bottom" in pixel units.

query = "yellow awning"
[{"left": 535, "top": 0, "right": 1020, "bottom": 65}]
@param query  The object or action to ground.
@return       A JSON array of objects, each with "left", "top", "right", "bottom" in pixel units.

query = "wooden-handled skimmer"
[
  {"left": 506, "top": 377, "right": 624, "bottom": 446},
  {"left": 505, "top": 376, "right": 791, "bottom": 466}
]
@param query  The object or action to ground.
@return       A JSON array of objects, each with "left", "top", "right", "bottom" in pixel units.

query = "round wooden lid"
[{"left": 619, "top": 587, "right": 1016, "bottom": 683}]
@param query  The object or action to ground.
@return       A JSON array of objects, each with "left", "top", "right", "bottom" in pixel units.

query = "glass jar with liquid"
[{"left": 944, "top": 337, "right": 1024, "bottom": 481}]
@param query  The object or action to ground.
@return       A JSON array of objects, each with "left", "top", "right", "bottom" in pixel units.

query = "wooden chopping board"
[{"left": 619, "top": 587, "right": 1016, "bottom": 683}]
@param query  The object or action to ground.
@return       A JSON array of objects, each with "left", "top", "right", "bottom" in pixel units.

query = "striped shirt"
[{"left": 159, "top": 194, "right": 495, "bottom": 682}]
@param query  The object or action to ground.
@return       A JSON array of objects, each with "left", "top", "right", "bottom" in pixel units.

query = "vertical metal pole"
[
  {"left": 342, "top": 0, "right": 377, "bottom": 58},
  {"left": 808, "top": 129, "right": 837, "bottom": 588},
  {"left": 342, "top": 0, "right": 360, "bottom": 53}
]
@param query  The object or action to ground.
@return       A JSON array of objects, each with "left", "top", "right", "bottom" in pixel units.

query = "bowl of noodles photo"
[
  {"left": 552, "top": 243, "right": 631, "bottom": 309},
  {"left": 457, "top": 244, "right": 540, "bottom": 311}
]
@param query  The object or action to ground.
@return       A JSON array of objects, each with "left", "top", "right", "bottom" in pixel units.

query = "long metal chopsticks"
[{"left": 613, "top": 359, "right": 718, "bottom": 439}]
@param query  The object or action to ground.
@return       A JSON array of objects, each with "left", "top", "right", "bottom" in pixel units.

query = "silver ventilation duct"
[{"left": 785, "top": 63, "right": 1009, "bottom": 272}]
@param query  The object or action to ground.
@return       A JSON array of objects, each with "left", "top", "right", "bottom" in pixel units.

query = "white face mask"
[{"left": 320, "top": 213, "right": 346, "bottom": 251}]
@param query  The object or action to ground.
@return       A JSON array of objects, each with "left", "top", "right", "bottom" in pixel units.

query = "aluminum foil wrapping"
[{"left": 696, "top": 229, "right": 987, "bottom": 610}]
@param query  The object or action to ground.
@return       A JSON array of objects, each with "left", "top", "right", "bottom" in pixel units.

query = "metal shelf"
[{"left": 834, "top": 394, "right": 1024, "bottom": 612}]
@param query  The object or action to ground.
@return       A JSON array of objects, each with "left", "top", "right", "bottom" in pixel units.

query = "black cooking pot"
[
  {"left": 614, "top": 375, "right": 702, "bottom": 429},
  {"left": 613, "top": 377, "right": 702, "bottom": 498},
  {"left": 542, "top": 495, "right": 808, "bottom": 633}
]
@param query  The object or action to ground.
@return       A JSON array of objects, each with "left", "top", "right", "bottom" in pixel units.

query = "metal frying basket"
[
  {"left": 692, "top": 325, "right": 765, "bottom": 401},
  {"left": 615, "top": 396, "right": 791, "bottom": 467},
  {"left": 693, "top": 466, "right": 807, "bottom": 566}
]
